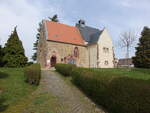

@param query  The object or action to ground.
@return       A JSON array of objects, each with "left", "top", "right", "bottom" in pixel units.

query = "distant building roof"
[
  {"left": 76, "top": 24, "right": 102, "bottom": 44},
  {"left": 118, "top": 58, "right": 133, "bottom": 66},
  {"left": 45, "top": 20, "right": 85, "bottom": 46}
]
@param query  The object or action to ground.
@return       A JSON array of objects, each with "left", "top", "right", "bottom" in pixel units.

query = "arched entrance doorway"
[{"left": 50, "top": 55, "right": 57, "bottom": 67}]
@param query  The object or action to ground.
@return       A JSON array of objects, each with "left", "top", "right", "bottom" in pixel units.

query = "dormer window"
[{"left": 73, "top": 37, "right": 76, "bottom": 40}]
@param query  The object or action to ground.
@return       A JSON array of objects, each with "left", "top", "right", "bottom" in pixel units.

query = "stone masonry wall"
[
  {"left": 37, "top": 22, "right": 47, "bottom": 68},
  {"left": 46, "top": 41, "right": 89, "bottom": 67}
]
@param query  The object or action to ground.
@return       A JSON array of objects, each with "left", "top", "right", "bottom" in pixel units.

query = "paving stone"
[{"left": 41, "top": 70, "right": 107, "bottom": 113}]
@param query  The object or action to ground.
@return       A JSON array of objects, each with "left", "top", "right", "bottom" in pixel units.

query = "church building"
[{"left": 37, "top": 20, "right": 115, "bottom": 68}]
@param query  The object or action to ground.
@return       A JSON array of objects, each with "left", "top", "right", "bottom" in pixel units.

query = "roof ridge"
[
  {"left": 44, "top": 20, "right": 75, "bottom": 28},
  {"left": 84, "top": 25, "right": 100, "bottom": 31}
]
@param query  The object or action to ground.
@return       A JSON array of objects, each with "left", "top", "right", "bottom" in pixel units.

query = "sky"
[{"left": 0, "top": 0, "right": 150, "bottom": 60}]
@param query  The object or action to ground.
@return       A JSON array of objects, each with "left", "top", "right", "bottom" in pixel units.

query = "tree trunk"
[{"left": 126, "top": 46, "right": 129, "bottom": 68}]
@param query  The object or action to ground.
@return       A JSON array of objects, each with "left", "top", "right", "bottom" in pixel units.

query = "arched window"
[{"left": 74, "top": 47, "right": 79, "bottom": 58}]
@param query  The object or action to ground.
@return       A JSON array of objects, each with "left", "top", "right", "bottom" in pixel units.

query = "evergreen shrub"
[{"left": 24, "top": 63, "right": 41, "bottom": 85}]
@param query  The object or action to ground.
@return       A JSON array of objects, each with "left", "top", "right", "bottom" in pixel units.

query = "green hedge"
[
  {"left": 55, "top": 63, "right": 76, "bottom": 76},
  {"left": 55, "top": 64, "right": 150, "bottom": 113},
  {"left": 24, "top": 63, "right": 41, "bottom": 85},
  {"left": 72, "top": 68, "right": 150, "bottom": 113}
]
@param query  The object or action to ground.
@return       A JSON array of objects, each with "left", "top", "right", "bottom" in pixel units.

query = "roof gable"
[{"left": 76, "top": 25, "right": 102, "bottom": 44}]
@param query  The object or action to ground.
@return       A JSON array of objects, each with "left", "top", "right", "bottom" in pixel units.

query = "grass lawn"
[
  {"left": 0, "top": 68, "right": 61, "bottom": 113},
  {"left": 0, "top": 68, "right": 37, "bottom": 112},
  {"left": 93, "top": 68, "right": 150, "bottom": 80}
]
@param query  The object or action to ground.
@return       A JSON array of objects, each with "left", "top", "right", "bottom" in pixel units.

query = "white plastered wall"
[
  {"left": 88, "top": 44, "right": 97, "bottom": 68},
  {"left": 97, "top": 29, "right": 114, "bottom": 68}
]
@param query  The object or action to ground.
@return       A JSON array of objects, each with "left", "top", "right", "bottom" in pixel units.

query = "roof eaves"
[{"left": 47, "top": 40, "right": 87, "bottom": 47}]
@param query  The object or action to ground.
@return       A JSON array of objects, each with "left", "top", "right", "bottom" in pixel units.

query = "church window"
[
  {"left": 74, "top": 47, "right": 79, "bottom": 58},
  {"left": 103, "top": 47, "right": 109, "bottom": 53},
  {"left": 104, "top": 61, "right": 109, "bottom": 65}
]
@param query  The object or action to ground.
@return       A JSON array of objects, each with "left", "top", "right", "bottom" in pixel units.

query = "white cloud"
[
  {"left": 120, "top": 1, "right": 131, "bottom": 7},
  {"left": 0, "top": 0, "right": 63, "bottom": 60},
  {"left": 119, "top": 0, "right": 150, "bottom": 9}
]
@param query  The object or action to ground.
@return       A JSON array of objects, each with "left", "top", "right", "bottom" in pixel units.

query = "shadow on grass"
[
  {"left": 0, "top": 72, "right": 9, "bottom": 112},
  {"left": 0, "top": 98, "right": 8, "bottom": 112},
  {"left": 0, "top": 72, "right": 9, "bottom": 79}
]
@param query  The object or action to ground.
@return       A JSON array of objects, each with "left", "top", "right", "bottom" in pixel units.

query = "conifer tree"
[
  {"left": 0, "top": 45, "right": 4, "bottom": 67},
  {"left": 48, "top": 14, "right": 59, "bottom": 22},
  {"left": 32, "top": 22, "right": 41, "bottom": 61},
  {"left": 133, "top": 27, "right": 150, "bottom": 68},
  {"left": 3, "top": 27, "right": 28, "bottom": 67}
]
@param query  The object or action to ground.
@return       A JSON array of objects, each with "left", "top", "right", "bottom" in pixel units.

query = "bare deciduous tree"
[{"left": 119, "top": 30, "right": 137, "bottom": 67}]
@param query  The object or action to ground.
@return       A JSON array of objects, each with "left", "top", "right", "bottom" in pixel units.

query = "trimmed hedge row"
[
  {"left": 24, "top": 63, "right": 41, "bottom": 85},
  {"left": 55, "top": 64, "right": 150, "bottom": 113},
  {"left": 55, "top": 63, "right": 76, "bottom": 76}
]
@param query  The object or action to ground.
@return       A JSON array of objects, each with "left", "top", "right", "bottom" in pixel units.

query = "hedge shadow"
[
  {"left": 0, "top": 98, "right": 8, "bottom": 112},
  {"left": 0, "top": 72, "right": 9, "bottom": 79}
]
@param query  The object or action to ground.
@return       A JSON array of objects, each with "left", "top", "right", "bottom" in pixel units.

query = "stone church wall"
[
  {"left": 37, "top": 22, "right": 114, "bottom": 69},
  {"left": 37, "top": 22, "right": 47, "bottom": 68},
  {"left": 46, "top": 41, "right": 89, "bottom": 67}
]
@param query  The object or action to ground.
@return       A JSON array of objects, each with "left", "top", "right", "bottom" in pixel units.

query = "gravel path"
[{"left": 41, "top": 70, "right": 107, "bottom": 113}]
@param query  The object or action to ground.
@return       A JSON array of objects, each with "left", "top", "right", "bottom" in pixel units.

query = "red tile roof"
[{"left": 45, "top": 20, "right": 85, "bottom": 46}]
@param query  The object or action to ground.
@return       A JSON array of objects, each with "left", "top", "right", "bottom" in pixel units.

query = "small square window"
[
  {"left": 103, "top": 47, "right": 109, "bottom": 53},
  {"left": 104, "top": 61, "right": 109, "bottom": 65}
]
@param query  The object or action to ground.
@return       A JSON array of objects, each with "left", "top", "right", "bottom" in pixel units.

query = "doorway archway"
[{"left": 50, "top": 55, "right": 57, "bottom": 67}]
